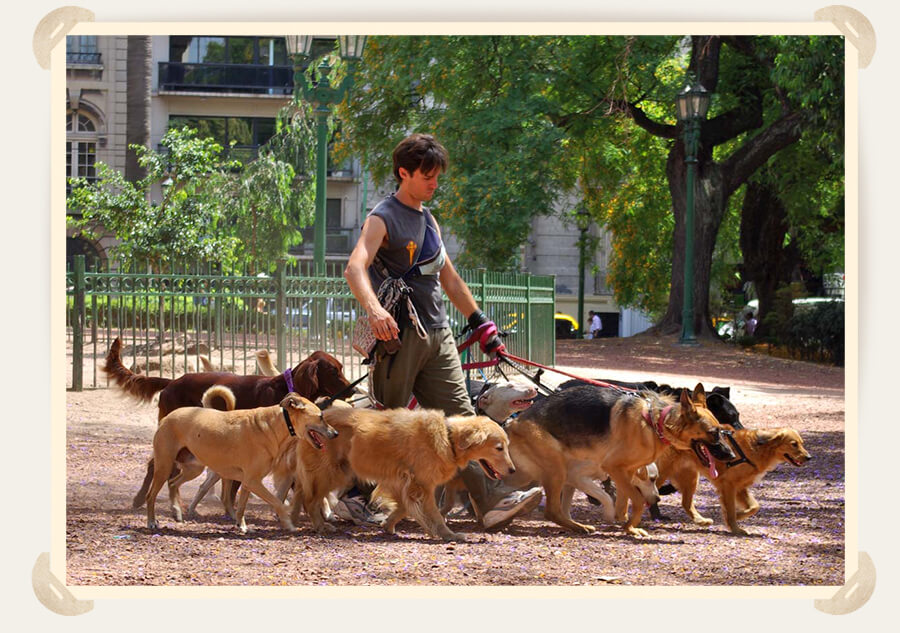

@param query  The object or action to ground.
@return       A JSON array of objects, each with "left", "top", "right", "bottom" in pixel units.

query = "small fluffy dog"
[
  {"left": 655, "top": 426, "right": 811, "bottom": 535},
  {"left": 146, "top": 388, "right": 335, "bottom": 533},
  {"left": 502, "top": 384, "right": 735, "bottom": 537},
  {"left": 293, "top": 407, "right": 516, "bottom": 542}
]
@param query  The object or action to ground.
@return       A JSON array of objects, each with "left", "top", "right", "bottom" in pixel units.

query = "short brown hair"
[{"left": 392, "top": 133, "right": 448, "bottom": 184}]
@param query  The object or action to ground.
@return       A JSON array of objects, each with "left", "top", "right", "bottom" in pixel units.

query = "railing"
[
  {"left": 67, "top": 52, "right": 101, "bottom": 65},
  {"left": 158, "top": 62, "right": 294, "bottom": 95},
  {"left": 66, "top": 255, "right": 555, "bottom": 391}
]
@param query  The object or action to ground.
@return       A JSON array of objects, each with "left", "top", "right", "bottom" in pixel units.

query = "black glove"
[{"left": 467, "top": 310, "right": 505, "bottom": 356}]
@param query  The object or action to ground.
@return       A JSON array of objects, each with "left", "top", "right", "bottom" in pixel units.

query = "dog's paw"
[
  {"left": 729, "top": 526, "right": 750, "bottom": 537},
  {"left": 693, "top": 516, "right": 713, "bottom": 526},
  {"left": 442, "top": 531, "right": 467, "bottom": 543},
  {"left": 147, "top": 520, "right": 159, "bottom": 531},
  {"left": 573, "top": 523, "right": 597, "bottom": 534},
  {"left": 626, "top": 526, "right": 649, "bottom": 538}
]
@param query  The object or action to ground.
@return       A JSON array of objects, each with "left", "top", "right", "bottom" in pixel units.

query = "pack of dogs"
[{"left": 103, "top": 337, "right": 811, "bottom": 541}]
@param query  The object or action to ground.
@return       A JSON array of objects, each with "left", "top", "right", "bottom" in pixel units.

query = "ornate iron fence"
[{"left": 66, "top": 255, "right": 555, "bottom": 391}]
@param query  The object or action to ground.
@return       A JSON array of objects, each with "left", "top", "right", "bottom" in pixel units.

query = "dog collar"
[
  {"left": 644, "top": 405, "right": 673, "bottom": 445},
  {"left": 281, "top": 407, "right": 297, "bottom": 437},
  {"left": 283, "top": 368, "right": 295, "bottom": 393},
  {"left": 474, "top": 392, "right": 506, "bottom": 425}
]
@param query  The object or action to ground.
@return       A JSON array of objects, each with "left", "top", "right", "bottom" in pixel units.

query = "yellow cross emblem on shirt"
[{"left": 406, "top": 241, "right": 417, "bottom": 266}]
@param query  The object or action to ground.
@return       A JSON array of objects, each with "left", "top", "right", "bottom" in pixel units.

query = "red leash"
[{"left": 498, "top": 350, "right": 639, "bottom": 392}]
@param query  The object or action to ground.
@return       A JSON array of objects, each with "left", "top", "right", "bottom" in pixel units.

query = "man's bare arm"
[{"left": 344, "top": 215, "right": 400, "bottom": 341}]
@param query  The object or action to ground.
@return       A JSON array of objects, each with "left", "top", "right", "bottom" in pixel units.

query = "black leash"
[{"left": 319, "top": 373, "right": 369, "bottom": 410}]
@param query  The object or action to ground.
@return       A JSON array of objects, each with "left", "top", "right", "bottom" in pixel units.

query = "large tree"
[{"left": 338, "top": 35, "right": 843, "bottom": 334}]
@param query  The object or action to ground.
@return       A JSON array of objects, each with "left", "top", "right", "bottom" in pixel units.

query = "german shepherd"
[
  {"left": 655, "top": 426, "right": 811, "bottom": 535},
  {"left": 502, "top": 383, "right": 735, "bottom": 537}
]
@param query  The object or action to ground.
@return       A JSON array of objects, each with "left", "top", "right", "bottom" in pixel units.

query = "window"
[
  {"left": 167, "top": 116, "right": 278, "bottom": 162},
  {"left": 169, "top": 36, "right": 288, "bottom": 65},
  {"left": 66, "top": 36, "right": 100, "bottom": 64},
  {"left": 66, "top": 112, "right": 98, "bottom": 193},
  {"left": 326, "top": 199, "right": 342, "bottom": 227}
]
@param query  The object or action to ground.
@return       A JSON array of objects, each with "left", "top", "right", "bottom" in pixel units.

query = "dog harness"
[
  {"left": 723, "top": 430, "right": 755, "bottom": 470},
  {"left": 281, "top": 407, "right": 297, "bottom": 437},
  {"left": 643, "top": 405, "right": 674, "bottom": 445},
  {"left": 283, "top": 368, "right": 294, "bottom": 393}
]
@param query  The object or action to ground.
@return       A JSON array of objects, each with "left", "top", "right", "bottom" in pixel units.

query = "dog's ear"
[
  {"left": 755, "top": 429, "right": 782, "bottom": 445},
  {"left": 294, "top": 360, "right": 320, "bottom": 398},
  {"left": 691, "top": 383, "right": 707, "bottom": 407},
  {"left": 281, "top": 393, "right": 309, "bottom": 411},
  {"left": 454, "top": 423, "right": 490, "bottom": 453},
  {"left": 713, "top": 386, "right": 731, "bottom": 400},
  {"left": 679, "top": 388, "right": 696, "bottom": 414}
]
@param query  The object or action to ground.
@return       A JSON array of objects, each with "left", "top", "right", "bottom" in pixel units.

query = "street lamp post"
[
  {"left": 675, "top": 81, "right": 711, "bottom": 345},
  {"left": 285, "top": 35, "right": 367, "bottom": 276}
]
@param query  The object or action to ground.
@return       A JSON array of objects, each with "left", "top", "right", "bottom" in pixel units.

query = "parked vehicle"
[{"left": 554, "top": 312, "right": 578, "bottom": 339}]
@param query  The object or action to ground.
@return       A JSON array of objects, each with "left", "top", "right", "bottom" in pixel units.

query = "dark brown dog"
[{"left": 102, "top": 337, "right": 352, "bottom": 509}]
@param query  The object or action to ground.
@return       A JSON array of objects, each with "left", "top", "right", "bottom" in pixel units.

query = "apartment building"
[{"left": 66, "top": 35, "right": 645, "bottom": 336}]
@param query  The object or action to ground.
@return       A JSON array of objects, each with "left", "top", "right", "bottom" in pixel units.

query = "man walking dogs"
[{"left": 343, "top": 133, "right": 541, "bottom": 530}]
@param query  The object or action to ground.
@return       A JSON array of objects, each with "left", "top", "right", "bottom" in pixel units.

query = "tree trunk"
[
  {"left": 738, "top": 179, "right": 801, "bottom": 338},
  {"left": 126, "top": 36, "right": 152, "bottom": 183}
]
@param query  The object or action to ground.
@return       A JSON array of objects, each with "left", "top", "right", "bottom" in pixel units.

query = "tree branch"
[{"left": 721, "top": 111, "right": 803, "bottom": 196}]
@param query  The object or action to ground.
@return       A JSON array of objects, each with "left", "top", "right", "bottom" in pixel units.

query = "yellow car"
[{"left": 555, "top": 312, "right": 579, "bottom": 339}]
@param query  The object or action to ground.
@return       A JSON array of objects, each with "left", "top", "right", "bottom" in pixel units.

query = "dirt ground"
[{"left": 65, "top": 335, "right": 845, "bottom": 586}]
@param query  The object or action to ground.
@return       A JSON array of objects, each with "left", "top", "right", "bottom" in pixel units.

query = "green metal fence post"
[
  {"left": 72, "top": 254, "right": 85, "bottom": 391},
  {"left": 276, "top": 258, "right": 286, "bottom": 371},
  {"left": 525, "top": 274, "right": 533, "bottom": 361},
  {"left": 480, "top": 269, "right": 487, "bottom": 308}
]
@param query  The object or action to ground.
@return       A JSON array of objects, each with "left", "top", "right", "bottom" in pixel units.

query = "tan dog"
[
  {"left": 146, "top": 389, "right": 335, "bottom": 533},
  {"left": 255, "top": 350, "right": 280, "bottom": 377},
  {"left": 501, "top": 384, "right": 734, "bottom": 537},
  {"left": 655, "top": 426, "right": 811, "bottom": 535},
  {"left": 292, "top": 407, "right": 516, "bottom": 542}
]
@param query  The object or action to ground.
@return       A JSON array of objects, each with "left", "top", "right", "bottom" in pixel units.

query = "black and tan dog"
[
  {"left": 146, "top": 389, "right": 336, "bottom": 534},
  {"left": 501, "top": 384, "right": 735, "bottom": 537},
  {"left": 655, "top": 426, "right": 811, "bottom": 535}
]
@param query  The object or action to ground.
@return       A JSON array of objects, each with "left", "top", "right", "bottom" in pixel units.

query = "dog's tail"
[
  {"left": 103, "top": 337, "right": 171, "bottom": 404},
  {"left": 255, "top": 349, "right": 280, "bottom": 376},
  {"left": 201, "top": 385, "right": 236, "bottom": 411}
]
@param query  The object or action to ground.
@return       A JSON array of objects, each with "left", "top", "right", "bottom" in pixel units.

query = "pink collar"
[{"left": 643, "top": 405, "right": 674, "bottom": 445}]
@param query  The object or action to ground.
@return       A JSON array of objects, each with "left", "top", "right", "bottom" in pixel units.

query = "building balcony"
[
  {"left": 67, "top": 52, "right": 102, "bottom": 65},
  {"left": 158, "top": 62, "right": 294, "bottom": 96}
]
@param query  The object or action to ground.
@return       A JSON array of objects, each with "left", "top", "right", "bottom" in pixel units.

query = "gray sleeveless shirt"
[{"left": 368, "top": 194, "right": 449, "bottom": 330}]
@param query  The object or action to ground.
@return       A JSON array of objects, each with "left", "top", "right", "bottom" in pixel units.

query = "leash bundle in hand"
[{"left": 376, "top": 276, "right": 428, "bottom": 343}]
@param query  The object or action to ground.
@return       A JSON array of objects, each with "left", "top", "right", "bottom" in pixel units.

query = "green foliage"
[
  {"left": 68, "top": 113, "right": 318, "bottom": 273},
  {"left": 337, "top": 35, "right": 843, "bottom": 316},
  {"left": 68, "top": 127, "right": 242, "bottom": 271},
  {"left": 787, "top": 300, "right": 844, "bottom": 366},
  {"left": 339, "top": 36, "right": 681, "bottom": 271}
]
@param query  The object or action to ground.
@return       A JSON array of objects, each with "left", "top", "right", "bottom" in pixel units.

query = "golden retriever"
[{"left": 292, "top": 407, "right": 516, "bottom": 542}]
